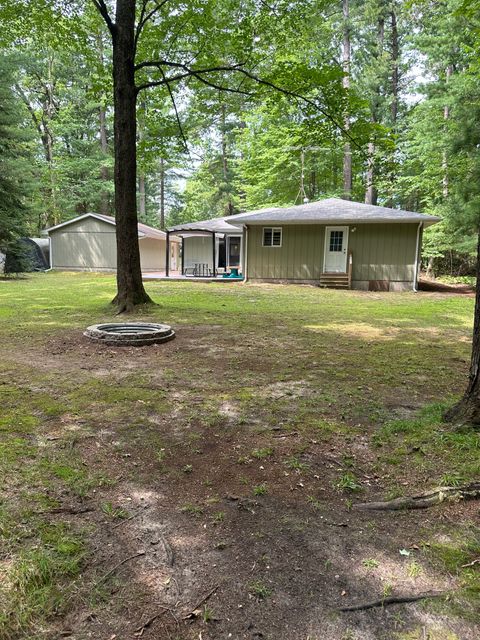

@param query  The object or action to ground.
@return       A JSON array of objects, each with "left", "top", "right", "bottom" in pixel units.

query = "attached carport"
[{"left": 166, "top": 217, "right": 243, "bottom": 277}]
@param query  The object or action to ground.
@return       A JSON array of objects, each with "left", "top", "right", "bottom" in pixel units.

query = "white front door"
[{"left": 324, "top": 226, "right": 349, "bottom": 273}]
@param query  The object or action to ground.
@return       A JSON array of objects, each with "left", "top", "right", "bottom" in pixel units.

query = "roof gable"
[{"left": 46, "top": 213, "right": 170, "bottom": 240}]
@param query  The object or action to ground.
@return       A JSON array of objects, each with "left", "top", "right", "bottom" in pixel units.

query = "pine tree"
[{"left": 0, "top": 55, "right": 33, "bottom": 273}]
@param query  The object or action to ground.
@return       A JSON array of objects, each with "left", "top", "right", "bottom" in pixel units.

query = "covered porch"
[{"left": 165, "top": 218, "right": 244, "bottom": 280}]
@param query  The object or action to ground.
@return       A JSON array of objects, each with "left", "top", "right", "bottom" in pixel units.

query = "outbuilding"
[{"left": 47, "top": 213, "right": 179, "bottom": 273}]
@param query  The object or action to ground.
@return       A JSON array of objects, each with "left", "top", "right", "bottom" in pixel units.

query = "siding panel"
[
  {"left": 248, "top": 223, "right": 418, "bottom": 284},
  {"left": 50, "top": 217, "right": 167, "bottom": 271}
]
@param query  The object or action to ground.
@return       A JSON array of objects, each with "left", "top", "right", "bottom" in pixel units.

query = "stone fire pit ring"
[{"left": 84, "top": 322, "right": 175, "bottom": 346}]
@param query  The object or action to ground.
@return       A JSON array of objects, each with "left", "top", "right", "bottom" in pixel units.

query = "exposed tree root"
[
  {"left": 339, "top": 590, "right": 446, "bottom": 612},
  {"left": 111, "top": 291, "right": 155, "bottom": 314},
  {"left": 444, "top": 396, "right": 480, "bottom": 429},
  {"left": 354, "top": 483, "right": 480, "bottom": 511}
]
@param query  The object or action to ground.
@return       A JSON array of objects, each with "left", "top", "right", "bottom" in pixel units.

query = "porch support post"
[
  {"left": 212, "top": 231, "right": 216, "bottom": 276},
  {"left": 181, "top": 236, "right": 184, "bottom": 275},
  {"left": 165, "top": 230, "right": 170, "bottom": 277}
]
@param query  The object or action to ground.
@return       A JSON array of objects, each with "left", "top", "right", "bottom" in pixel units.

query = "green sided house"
[
  {"left": 47, "top": 213, "right": 180, "bottom": 273},
  {"left": 166, "top": 198, "right": 440, "bottom": 291}
]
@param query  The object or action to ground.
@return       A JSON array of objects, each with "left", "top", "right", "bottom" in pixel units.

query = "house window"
[
  {"left": 329, "top": 230, "right": 343, "bottom": 252},
  {"left": 263, "top": 227, "right": 282, "bottom": 247}
]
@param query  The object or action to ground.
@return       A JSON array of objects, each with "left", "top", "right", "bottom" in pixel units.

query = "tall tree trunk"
[
  {"left": 44, "top": 53, "right": 58, "bottom": 226},
  {"left": 425, "top": 256, "right": 435, "bottom": 279},
  {"left": 111, "top": 0, "right": 152, "bottom": 311},
  {"left": 365, "top": 15, "right": 384, "bottom": 206},
  {"left": 342, "top": 0, "right": 352, "bottom": 200},
  {"left": 99, "top": 103, "right": 110, "bottom": 215},
  {"left": 442, "top": 65, "right": 452, "bottom": 198},
  {"left": 390, "top": 9, "right": 399, "bottom": 128},
  {"left": 220, "top": 103, "right": 234, "bottom": 215},
  {"left": 365, "top": 141, "right": 377, "bottom": 205},
  {"left": 445, "top": 228, "right": 480, "bottom": 428},
  {"left": 99, "top": 33, "right": 110, "bottom": 216},
  {"left": 386, "top": 7, "right": 399, "bottom": 207},
  {"left": 159, "top": 157, "right": 165, "bottom": 230},
  {"left": 15, "top": 82, "right": 55, "bottom": 230}
]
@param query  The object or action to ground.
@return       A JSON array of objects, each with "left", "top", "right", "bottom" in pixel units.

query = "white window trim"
[{"left": 262, "top": 226, "right": 282, "bottom": 248}]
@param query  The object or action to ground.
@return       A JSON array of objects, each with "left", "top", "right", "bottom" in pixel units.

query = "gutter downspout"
[
  {"left": 413, "top": 222, "right": 423, "bottom": 292},
  {"left": 45, "top": 235, "right": 53, "bottom": 271},
  {"left": 243, "top": 225, "right": 248, "bottom": 283}
]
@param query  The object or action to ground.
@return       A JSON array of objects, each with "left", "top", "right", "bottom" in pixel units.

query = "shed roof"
[
  {"left": 46, "top": 213, "right": 175, "bottom": 241},
  {"left": 229, "top": 198, "right": 441, "bottom": 227},
  {"left": 168, "top": 215, "right": 245, "bottom": 235}
]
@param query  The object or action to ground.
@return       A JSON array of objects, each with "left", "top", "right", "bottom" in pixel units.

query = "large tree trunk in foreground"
[
  {"left": 444, "top": 229, "right": 480, "bottom": 427},
  {"left": 111, "top": 0, "right": 152, "bottom": 312}
]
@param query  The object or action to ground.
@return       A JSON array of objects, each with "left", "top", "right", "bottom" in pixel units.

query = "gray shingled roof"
[
  {"left": 46, "top": 212, "right": 173, "bottom": 241},
  {"left": 168, "top": 215, "right": 246, "bottom": 234},
  {"left": 229, "top": 198, "right": 441, "bottom": 227}
]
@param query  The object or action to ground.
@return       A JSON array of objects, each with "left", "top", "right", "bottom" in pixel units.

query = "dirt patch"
[{"left": 1, "top": 287, "right": 478, "bottom": 640}]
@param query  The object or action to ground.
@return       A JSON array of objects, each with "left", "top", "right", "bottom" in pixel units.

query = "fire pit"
[{"left": 84, "top": 322, "right": 175, "bottom": 346}]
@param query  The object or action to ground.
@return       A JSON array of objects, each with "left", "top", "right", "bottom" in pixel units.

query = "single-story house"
[
  {"left": 47, "top": 213, "right": 180, "bottom": 273},
  {"left": 166, "top": 198, "right": 440, "bottom": 291}
]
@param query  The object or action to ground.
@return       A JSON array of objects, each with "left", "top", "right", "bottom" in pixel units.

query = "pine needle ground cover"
[{"left": 0, "top": 272, "right": 478, "bottom": 640}]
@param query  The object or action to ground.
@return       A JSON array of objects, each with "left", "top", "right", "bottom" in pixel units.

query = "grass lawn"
[{"left": 0, "top": 272, "right": 479, "bottom": 640}]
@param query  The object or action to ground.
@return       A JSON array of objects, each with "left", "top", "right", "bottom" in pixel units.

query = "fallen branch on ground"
[
  {"left": 183, "top": 585, "right": 219, "bottom": 620},
  {"left": 272, "top": 431, "right": 299, "bottom": 438},
  {"left": 111, "top": 511, "right": 141, "bottom": 529},
  {"left": 353, "top": 483, "right": 480, "bottom": 511},
  {"left": 39, "top": 506, "right": 94, "bottom": 515},
  {"left": 339, "top": 591, "right": 446, "bottom": 612},
  {"left": 134, "top": 605, "right": 175, "bottom": 637},
  {"left": 462, "top": 558, "right": 480, "bottom": 568},
  {"left": 96, "top": 551, "right": 145, "bottom": 585}
]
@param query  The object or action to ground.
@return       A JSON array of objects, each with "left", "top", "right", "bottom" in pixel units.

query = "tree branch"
[
  {"left": 135, "top": 60, "right": 246, "bottom": 73},
  {"left": 158, "top": 67, "right": 190, "bottom": 154},
  {"left": 136, "top": 71, "right": 193, "bottom": 92},
  {"left": 136, "top": 60, "right": 364, "bottom": 153},
  {"left": 14, "top": 84, "right": 43, "bottom": 137},
  {"left": 91, "top": 0, "right": 115, "bottom": 35},
  {"left": 135, "top": 0, "right": 171, "bottom": 50},
  {"left": 189, "top": 72, "right": 253, "bottom": 97}
]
